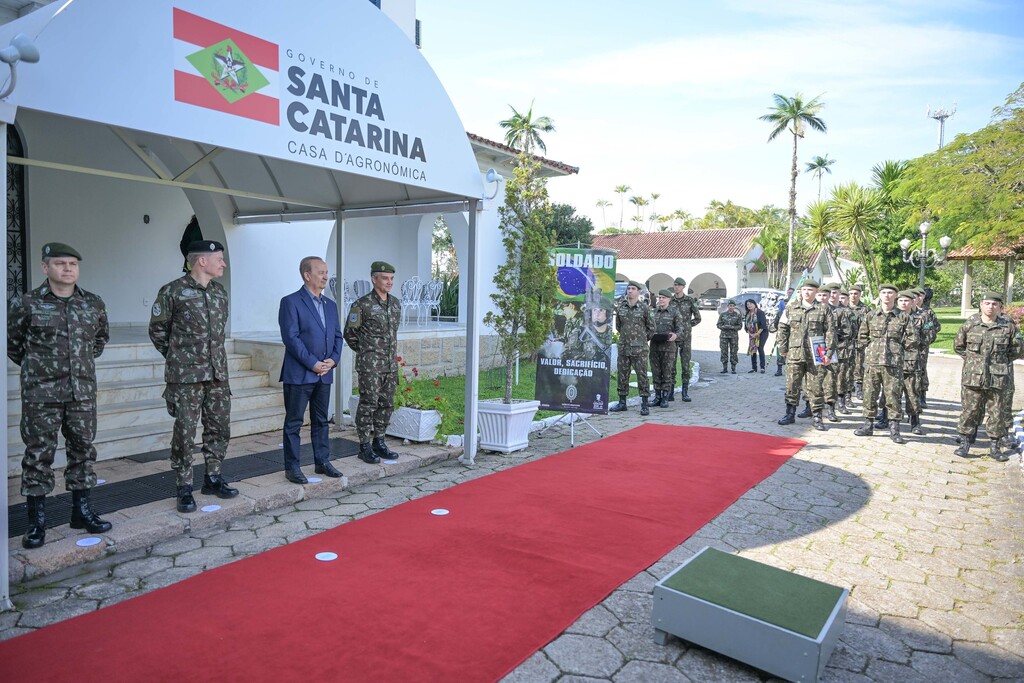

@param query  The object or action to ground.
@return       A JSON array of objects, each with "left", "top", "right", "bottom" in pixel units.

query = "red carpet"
[{"left": 0, "top": 425, "right": 804, "bottom": 682}]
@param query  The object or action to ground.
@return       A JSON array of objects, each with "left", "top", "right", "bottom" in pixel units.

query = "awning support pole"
[{"left": 461, "top": 199, "right": 480, "bottom": 464}]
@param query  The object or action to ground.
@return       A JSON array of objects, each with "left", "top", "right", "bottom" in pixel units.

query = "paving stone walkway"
[{"left": 2, "top": 336, "right": 1023, "bottom": 682}]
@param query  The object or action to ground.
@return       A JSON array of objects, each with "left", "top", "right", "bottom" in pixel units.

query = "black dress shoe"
[
  {"left": 314, "top": 460, "right": 343, "bottom": 478},
  {"left": 201, "top": 474, "right": 239, "bottom": 498},
  {"left": 285, "top": 469, "right": 309, "bottom": 485}
]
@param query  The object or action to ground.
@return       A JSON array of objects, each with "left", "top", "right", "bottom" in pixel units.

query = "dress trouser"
[{"left": 282, "top": 381, "right": 331, "bottom": 472}]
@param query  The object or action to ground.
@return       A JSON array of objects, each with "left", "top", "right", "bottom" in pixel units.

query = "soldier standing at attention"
[
  {"left": 776, "top": 280, "right": 836, "bottom": 431},
  {"left": 853, "top": 284, "right": 917, "bottom": 444},
  {"left": 953, "top": 292, "right": 1023, "bottom": 461},
  {"left": 9, "top": 243, "right": 112, "bottom": 548},
  {"left": 821, "top": 285, "right": 850, "bottom": 422},
  {"left": 670, "top": 277, "right": 701, "bottom": 402},
  {"left": 149, "top": 240, "right": 238, "bottom": 513},
  {"left": 897, "top": 290, "right": 925, "bottom": 435},
  {"left": 610, "top": 281, "right": 655, "bottom": 416},
  {"left": 848, "top": 283, "right": 869, "bottom": 400},
  {"left": 650, "top": 289, "right": 682, "bottom": 408},
  {"left": 717, "top": 300, "right": 743, "bottom": 374},
  {"left": 915, "top": 287, "right": 941, "bottom": 408},
  {"left": 344, "top": 261, "right": 402, "bottom": 463},
  {"left": 835, "top": 289, "right": 856, "bottom": 415}
]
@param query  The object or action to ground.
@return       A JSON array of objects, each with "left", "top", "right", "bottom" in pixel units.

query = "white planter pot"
[
  {"left": 349, "top": 397, "right": 441, "bottom": 442},
  {"left": 609, "top": 343, "right": 618, "bottom": 370},
  {"left": 477, "top": 398, "right": 541, "bottom": 454}
]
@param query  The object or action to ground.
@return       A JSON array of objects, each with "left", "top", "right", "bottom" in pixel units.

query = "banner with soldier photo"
[{"left": 535, "top": 248, "right": 617, "bottom": 414}]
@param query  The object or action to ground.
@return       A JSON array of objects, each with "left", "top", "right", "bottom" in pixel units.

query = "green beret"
[
  {"left": 658, "top": 288, "right": 673, "bottom": 298},
  {"left": 726, "top": 299, "right": 736, "bottom": 305},
  {"left": 897, "top": 290, "right": 915, "bottom": 299},
  {"left": 673, "top": 277, "right": 687, "bottom": 286},
  {"left": 187, "top": 240, "right": 224, "bottom": 254},
  {"left": 878, "top": 283, "right": 899, "bottom": 292},
  {"left": 839, "top": 289, "right": 849, "bottom": 296},
  {"left": 371, "top": 260, "right": 395, "bottom": 274},
  {"left": 800, "top": 279, "right": 820, "bottom": 288},
  {"left": 981, "top": 291, "right": 1004, "bottom": 303},
  {"left": 41, "top": 242, "right": 82, "bottom": 260},
  {"left": 627, "top": 280, "right": 642, "bottom": 290},
  {"left": 825, "top": 282, "right": 841, "bottom": 291},
  {"left": 913, "top": 288, "right": 925, "bottom": 296},
  {"left": 848, "top": 284, "right": 862, "bottom": 293}
]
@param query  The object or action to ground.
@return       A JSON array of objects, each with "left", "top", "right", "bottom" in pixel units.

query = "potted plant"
[
  {"left": 350, "top": 357, "right": 456, "bottom": 442},
  {"left": 479, "top": 152, "right": 558, "bottom": 453}
]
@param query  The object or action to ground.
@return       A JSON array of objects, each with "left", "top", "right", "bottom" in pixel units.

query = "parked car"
[
  {"left": 719, "top": 288, "right": 787, "bottom": 315},
  {"left": 697, "top": 288, "right": 726, "bottom": 310}
]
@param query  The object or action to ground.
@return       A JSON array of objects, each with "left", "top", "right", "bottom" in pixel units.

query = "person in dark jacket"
[{"left": 744, "top": 299, "right": 769, "bottom": 373}]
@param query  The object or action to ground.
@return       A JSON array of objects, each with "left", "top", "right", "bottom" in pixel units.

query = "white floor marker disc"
[
  {"left": 315, "top": 552, "right": 338, "bottom": 561},
  {"left": 200, "top": 505, "right": 221, "bottom": 512},
  {"left": 307, "top": 477, "right": 322, "bottom": 483},
  {"left": 76, "top": 537, "right": 102, "bottom": 547},
  {"left": 431, "top": 508, "right": 449, "bottom": 516}
]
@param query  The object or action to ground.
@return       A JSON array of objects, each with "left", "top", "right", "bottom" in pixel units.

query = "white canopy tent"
[{"left": 0, "top": 0, "right": 487, "bottom": 609}]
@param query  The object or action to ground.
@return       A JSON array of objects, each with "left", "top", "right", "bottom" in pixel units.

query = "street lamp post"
[{"left": 900, "top": 221, "right": 952, "bottom": 289}]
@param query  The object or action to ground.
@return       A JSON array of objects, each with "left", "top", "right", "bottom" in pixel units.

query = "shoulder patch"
[{"left": 151, "top": 303, "right": 162, "bottom": 317}]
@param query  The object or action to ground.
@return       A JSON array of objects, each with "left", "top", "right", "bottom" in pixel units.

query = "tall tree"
[
  {"left": 830, "top": 182, "right": 883, "bottom": 290},
  {"left": 499, "top": 100, "right": 555, "bottom": 155},
  {"left": 759, "top": 93, "right": 827, "bottom": 290},
  {"left": 614, "top": 184, "right": 630, "bottom": 230},
  {"left": 802, "top": 200, "right": 845, "bottom": 284},
  {"left": 550, "top": 203, "right": 594, "bottom": 247},
  {"left": 595, "top": 199, "right": 611, "bottom": 229},
  {"left": 649, "top": 192, "right": 661, "bottom": 229},
  {"left": 804, "top": 154, "right": 836, "bottom": 201},
  {"left": 629, "top": 195, "right": 648, "bottom": 226}
]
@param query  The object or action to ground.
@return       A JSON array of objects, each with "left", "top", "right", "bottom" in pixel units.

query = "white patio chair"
[
  {"left": 400, "top": 276, "right": 423, "bottom": 325},
  {"left": 352, "top": 279, "right": 373, "bottom": 299},
  {"left": 420, "top": 278, "right": 443, "bottom": 323},
  {"left": 328, "top": 276, "right": 338, "bottom": 300}
]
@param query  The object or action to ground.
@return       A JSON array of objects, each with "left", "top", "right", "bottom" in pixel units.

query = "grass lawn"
[{"left": 932, "top": 306, "right": 965, "bottom": 353}]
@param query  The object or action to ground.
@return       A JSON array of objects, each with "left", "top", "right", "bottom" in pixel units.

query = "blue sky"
[{"left": 418, "top": 0, "right": 1024, "bottom": 230}]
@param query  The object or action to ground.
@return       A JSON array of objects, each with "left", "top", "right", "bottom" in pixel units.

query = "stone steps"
[{"left": 6, "top": 342, "right": 285, "bottom": 476}]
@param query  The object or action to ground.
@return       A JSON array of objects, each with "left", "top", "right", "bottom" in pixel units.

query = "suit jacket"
[{"left": 278, "top": 287, "right": 344, "bottom": 385}]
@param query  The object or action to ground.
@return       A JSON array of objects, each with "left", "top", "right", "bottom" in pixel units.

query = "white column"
[
  {"left": 460, "top": 199, "right": 480, "bottom": 465},
  {"left": 334, "top": 216, "right": 353, "bottom": 428},
  {"left": 1003, "top": 258, "right": 1012, "bottom": 304},
  {"left": 1007, "top": 258, "right": 1016, "bottom": 304},
  {"left": 961, "top": 258, "right": 974, "bottom": 318},
  {"left": 1, "top": 111, "right": 14, "bottom": 611}
]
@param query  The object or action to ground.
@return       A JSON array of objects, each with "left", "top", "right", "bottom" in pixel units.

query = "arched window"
[{"left": 7, "top": 125, "right": 27, "bottom": 302}]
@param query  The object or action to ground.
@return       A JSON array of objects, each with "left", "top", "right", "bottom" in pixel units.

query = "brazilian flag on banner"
[{"left": 535, "top": 248, "right": 617, "bottom": 414}]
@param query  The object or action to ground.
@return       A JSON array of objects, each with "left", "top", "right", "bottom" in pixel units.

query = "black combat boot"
[
  {"left": 201, "top": 473, "right": 239, "bottom": 498},
  {"left": 854, "top": 419, "right": 874, "bottom": 437},
  {"left": 953, "top": 439, "right": 973, "bottom": 458},
  {"left": 825, "top": 403, "right": 839, "bottom": 422},
  {"left": 609, "top": 397, "right": 627, "bottom": 412},
  {"left": 889, "top": 421, "right": 906, "bottom": 444},
  {"left": 989, "top": 439, "right": 1010, "bottom": 462},
  {"left": 176, "top": 485, "right": 197, "bottom": 513},
  {"left": 873, "top": 407, "right": 889, "bottom": 430},
  {"left": 812, "top": 410, "right": 827, "bottom": 431},
  {"left": 666, "top": 386, "right": 675, "bottom": 401},
  {"left": 358, "top": 441, "right": 381, "bottom": 464},
  {"left": 373, "top": 437, "right": 400, "bottom": 461},
  {"left": 778, "top": 404, "right": 796, "bottom": 425},
  {"left": 837, "top": 395, "right": 852, "bottom": 415},
  {"left": 681, "top": 386, "right": 691, "bottom": 402},
  {"left": 640, "top": 396, "right": 650, "bottom": 416},
  {"left": 653, "top": 390, "right": 662, "bottom": 407},
  {"left": 997, "top": 434, "right": 1019, "bottom": 452},
  {"left": 721, "top": 365, "right": 728, "bottom": 374},
  {"left": 854, "top": 382, "right": 863, "bottom": 400},
  {"left": 797, "top": 402, "right": 812, "bottom": 419},
  {"left": 730, "top": 365, "right": 737, "bottom": 374},
  {"left": 658, "top": 391, "right": 670, "bottom": 409},
  {"left": 774, "top": 364, "right": 784, "bottom": 377},
  {"left": 919, "top": 392, "right": 928, "bottom": 409},
  {"left": 22, "top": 495, "right": 45, "bottom": 549},
  {"left": 909, "top": 413, "right": 924, "bottom": 435},
  {"left": 70, "top": 489, "right": 112, "bottom": 533}
]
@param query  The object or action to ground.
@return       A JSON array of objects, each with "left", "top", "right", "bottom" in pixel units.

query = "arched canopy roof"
[{"left": 0, "top": 0, "right": 483, "bottom": 214}]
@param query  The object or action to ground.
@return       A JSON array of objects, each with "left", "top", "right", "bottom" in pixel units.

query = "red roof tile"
[
  {"left": 947, "top": 238, "right": 1024, "bottom": 261},
  {"left": 466, "top": 133, "right": 579, "bottom": 176},
  {"left": 591, "top": 228, "right": 762, "bottom": 260}
]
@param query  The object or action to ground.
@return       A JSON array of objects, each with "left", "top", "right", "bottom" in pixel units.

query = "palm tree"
[
  {"left": 830, "top": 182, "right": 883, "bottom": 290},
  {"left": 629, "top": 196, "right": 648, "bottom": 227},
  {"left": 870, "top": 160, "right": 909, "bottom": 214},
  {"left": 595, "top": 199, "right": 611, "bottom": 229},
  {"left": 759, "top": 93, "right": 827, "bottom": 290},
  {"left": 802, "top": 200, "right": 846, "bottom": 284},
  {"left": 649, "top": 192, "right": 661, "bottom": 229},
  {"left": 804, "top": 154, "right": 836, "bottom": 201},
  {"left": 499, "top": 100, "right": 555, "bottom": 155},
  {"left": 614, "top": 185, "right": 630, "bottom": 229}
]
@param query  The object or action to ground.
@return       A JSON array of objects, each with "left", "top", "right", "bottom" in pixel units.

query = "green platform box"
[{"left": 652, "top": 547, "right": 848, "bottom": 682}]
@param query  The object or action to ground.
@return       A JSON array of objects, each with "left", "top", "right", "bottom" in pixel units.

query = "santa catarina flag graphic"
[{"left": 173, "top": 8, "right": 279, "bottom": 124}]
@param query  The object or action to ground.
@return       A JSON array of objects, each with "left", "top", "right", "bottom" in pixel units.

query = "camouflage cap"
[
  {"left": 371, "top": 260, "right": 396, "bottom": 274},
  {"left": 878, "top": 283, "right": 899, "bottom": 292},
  {"left": 41, "top": 242, "right": 82, "bottom": 260},
  {"left": 673, "top": 277, "right": 687, "bottom": 286},
  {"left": 187, "top": 240, "right": 224, "bottom": 254},
  {"left": 897, "top": 289, "right": 916, "bottom": 300},
  {"left": 800, "top": 279, "right": 820, "bottom": 288},
  {"left": 627, "top": 280, "right": 643, "bottom": 290},
  {"left": 658, "top": 288, "right": 673, "bottom": 298},
  {"left": 981, "top": 291, "right": 1004, "bottom": 303}
]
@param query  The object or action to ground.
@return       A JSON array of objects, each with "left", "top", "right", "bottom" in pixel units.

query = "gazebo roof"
[{"left": 947, "top": 239, "right": 1024, "bottom": 261}]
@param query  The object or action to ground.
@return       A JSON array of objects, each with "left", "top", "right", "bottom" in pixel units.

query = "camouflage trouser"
[
  {"left": 862, "top": 365, "right": 904, "bottom": 421},
  {"left": 719, "top": 333, "right": 738, "bottom": 368},
  {"left": 784, "top": 361, "right": 825, "bottom": 410},
  {"left": 959, "top": 385, "right": 1010, "bottom": 439},
  {"left": 356, "top": 369, "right": 398, "bottom": 443},
  {"left": 853, "top": 347, "right": 866, "bottom": 384},
  {"left": 838, "top": 355, "right": 855, "bottom": 395},
  {"left": 616, "top": 351, "right": 649, "bottom": 398},
  {"left": 676, "top": 335, "right": 693, "bottom": 384},
  {"left": 164, "top": 381, "right": 231, "bottom": 488},
  {"left": 822, "top": 362, "right": 840, "bottom": 404},
  {"left": 649, "top": 342, "right": 677, "bottom": 392},
  {"left": 920, "top": 350, "right": 931, "bottom": 392},
  {"left": 20, "top": 399, "right": 98, "bottom": 497},
  {"left": 902, "top": 371, "right": 921, "bottom": 416}
]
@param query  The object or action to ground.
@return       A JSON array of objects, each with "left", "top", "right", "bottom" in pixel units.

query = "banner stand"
[{"left": 539, "top": 410, "right": 602, "bottom": 447}]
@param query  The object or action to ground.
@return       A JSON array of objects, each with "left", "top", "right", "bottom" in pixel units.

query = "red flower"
[
  {"left": 405, "top": 387, "right": 412, "bottom": 392},
  {"left": 400, "top": 361, "right": 406, "bottom": 367},
  {"left": 433, "top": 380, "right": 440, "bottom": 387},
  {"left": 412, "top": 367, "right": 419, "bottom": 376},
  {"left": 435, "top": 396, "right": 441, "bottom": 401},
  {"left": 396, "top": 356, "right": 403, "bottom": 362}
]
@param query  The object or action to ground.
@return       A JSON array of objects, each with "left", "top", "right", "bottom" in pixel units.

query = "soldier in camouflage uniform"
[
  {"left": 835, "top": 290, "right": 857, "bottom": 414},
  {"left": 853, "top": 284, "right": 917, "bottom": 444},
  {"left": 820, "top": 285, "right": 850, "bottom": 422},
  {"left": 717, "top": 300, "right": 743, "bottom": 373},
  {"left": 848, "top": 283, "right": 869, "bottom": 400},
  {"left": 9, "top": 243, "right": 113, "bottom": 548},
  {"left": 610, "top": 280, "right": 655, "bottom": 415},
  {"left": 344, "top": 261, "right": 402, "bottom": 463},
  {"left": 916, "top": 287, "right": 941, "bottom": 408},
  {"left": 563, "top": 293, "right": 613, "bottom": 363},
  {"left": 953, "top": 292, "right": 1023, "bottom": 461},
  {"left": 897, "top": 290, "right": 926, "bottom": 435},
  {"left": 650, "top": 289, "right": 683, "bottom": 407},
  {"left": 670, "top": 277, "right": 701, "bottom": 401},
  {"left": 776, "top": 280, "right": 836, "bottom": 431},
  {"left": 150, "top": 240, "right": 238, "bottom": 513}
]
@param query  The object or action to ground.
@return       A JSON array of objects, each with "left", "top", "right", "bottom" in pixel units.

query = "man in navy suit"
[{"left": 278, "top": 257, "right": 345, "bottom": 483}]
